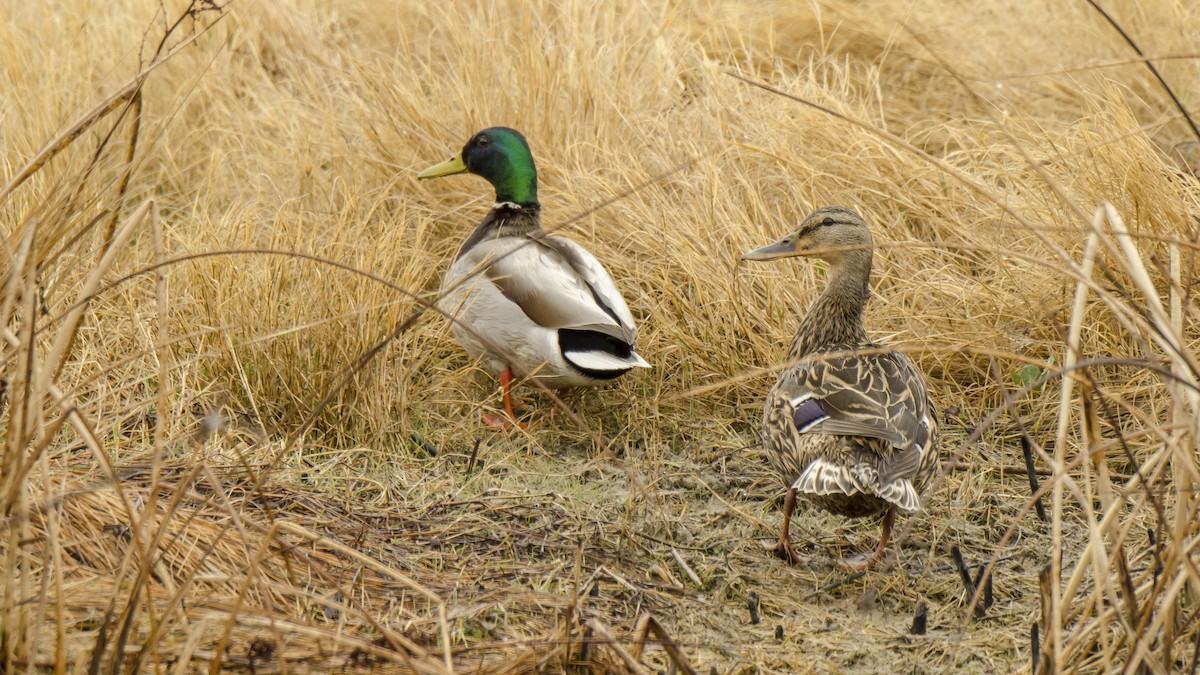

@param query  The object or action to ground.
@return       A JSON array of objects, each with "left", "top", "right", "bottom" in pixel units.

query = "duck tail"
[
  {"left": 559, "top": 328, "right": 649, "bottom": 380},
  {"left": 793, "top": 459, "right": 921, "bottom": 513}
]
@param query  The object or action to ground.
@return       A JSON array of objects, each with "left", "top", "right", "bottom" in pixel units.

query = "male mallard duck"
[
  {"left": 418, "top": 127, "right": 649, "bottom": 427},
  {"left": 740, "top": 206, "right": 939, "bottom": 570}
]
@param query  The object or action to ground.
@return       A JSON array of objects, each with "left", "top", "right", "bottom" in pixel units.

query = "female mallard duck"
[
  {"left": 740, "top": 206, "right": 939, "bottom": 571},
  {"left": 418, "top": 127, "right": 649, "bottom": 427}
]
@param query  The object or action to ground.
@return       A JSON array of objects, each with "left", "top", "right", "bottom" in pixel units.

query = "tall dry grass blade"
[
  {"left": 0, "top": 86, "right": 135, "bottom": 206},
  {"left": 149, "top": 198, "right": 169, "bottom": 521},
  {"left": 1049, "top": 428, "right": 1065, "bottom": 672},
  {"left": 27, "top": 440, "right": 69, "bottom": 675},
  {"left": 0, "top": 223, "right": 37, "bottom": 514},
  {"left": 1080, "top": 382, "right": 1110, "bottom": 508},
  {"left": 1, "top": 239, "right": 40, "bottom": 669},
  {"left": 0, "top": 221, "right": 36, "bottom": 346},
  {"left": 1055, "top": 226, "right": 1102, "bottom": 503},
  {"left": 1038, "top": 563, "right": 1054, "bottom": 673},
  {"left": 106, "top": 563, "right": 148, "bottom": 675},
  {"left": 1104, "top": 203, "right": 1200, "bottom": 404},
  {"left": 169, "top": 617, "right": 214, "bottom": 675},
  {"left": 1167, "top": 238, "right": 1199, "bottom": 668},
  {"left": 628, "top": 613, "right": 652, "bottom": 662},
  {"left": 1031, "top": 622, "right": 1039, "bottom": 674},
  {"left": 2, "top": 224, "right": 41, "bottom": 675},
  {"left": 1105, "top": 203, "right": 1200, "bottom": 665},
  {"left": 47, "top": 460, "right": 66, "bottom": 675},
  {"left": 0, "top": 13, "right": 218, "bottom": 207},
  {"left": 641, "top": 615, "right": 697, "bottom": 675},
  {"left": 101, "top": 90, "right": 142, "bottom": 249},
  {"left": 40, "top": 200, "right": 151, "bottom": 388},
  {"left": 1050, "top": 222, "right": 1116, "bottom": 648}
]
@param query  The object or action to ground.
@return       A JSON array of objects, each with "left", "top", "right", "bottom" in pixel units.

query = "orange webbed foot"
[{"left": 759, "top": 538, "right": 810, "bottom": 565}]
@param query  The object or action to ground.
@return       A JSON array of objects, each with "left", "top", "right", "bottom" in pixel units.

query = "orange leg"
[
  {"left": 483, "top": 368, "right": 529, "bottom": 430},
  {"left": 837, "top": 506, "right": 895, "bottom": 572},
  {"left": 501, "top": 368, "right": 521, "bottom": 422},
  {"left": 761, "top": 488, "right": 807, "bottom": 564}
]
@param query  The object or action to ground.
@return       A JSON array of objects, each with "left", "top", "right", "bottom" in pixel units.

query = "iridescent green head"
[{"left": 418, "top": 127, "right": 539, "bottom": 205}]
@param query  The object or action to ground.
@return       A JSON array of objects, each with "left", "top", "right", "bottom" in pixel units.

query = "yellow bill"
[{"left": 417, "top": 152, "right": 467, "bottom": 179}]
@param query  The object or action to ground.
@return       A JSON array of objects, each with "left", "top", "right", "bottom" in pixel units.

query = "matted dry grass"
[{"left": 3, "top": 0, "right": 1200, "bottom": 672}]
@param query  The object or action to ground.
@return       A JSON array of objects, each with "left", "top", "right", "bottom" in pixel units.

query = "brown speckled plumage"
[{"left": 741, "top": 206, "right": 939, "bottom": 569}]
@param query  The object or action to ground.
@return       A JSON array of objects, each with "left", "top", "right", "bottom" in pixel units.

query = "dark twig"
[
  {"left": 1021, "top": 436, "right": 1048, "bottom": 522},
  {"left": 1115, "top": 546, "right": 1140, "bottom": 629},
  {"left": 988, "top": 357, "right": 1047, "bottom": 525},
  {"left": 1151, "top": 528, "right": 1163, "bottom": 584},
  {"left": 1082, "top": 0, "right": 1200, "bottom": 145},
  {"left": 950, "top": 545, "right": 985, "bottom": 618},
  {"left": 911, "top": 601, "right": 928, "bottom": 635},
  {"left": 1031, "top": 622, "right": 1040, "bottom": 674},
  {"left": 465, "top": 438, "right": 482, "bottom": 474},
  {"left": 747, "top": 591, "right": 760, "bottom": 625},
  {"left": 409, "top": 434, "right": 437, "bottom": 458},
  {"left": 972, "top": 564, "right": 995, "bottom": 615}
]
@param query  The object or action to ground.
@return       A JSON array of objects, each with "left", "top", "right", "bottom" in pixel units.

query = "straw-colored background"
[{"left": 3, "top": 0, "right": 1199, "bottom": 671}]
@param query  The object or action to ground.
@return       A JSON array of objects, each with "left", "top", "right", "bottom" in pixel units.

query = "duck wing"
[
  {"left": 781, "top": 350, "right": 933, "bottom": 469},
  {"left": 473, "top": 235, "right": 637, "bottom": 342}
]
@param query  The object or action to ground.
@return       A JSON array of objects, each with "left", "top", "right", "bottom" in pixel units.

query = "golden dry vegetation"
[{"left": 3, "top": 0, "right": 1200, "bottom": 672}]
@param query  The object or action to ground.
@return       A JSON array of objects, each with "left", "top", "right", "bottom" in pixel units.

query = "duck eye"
[
  {"left": 476, "top": 135, "right": 490, "bottom": 146},
  {"left": 821, "top": 217, "right": 835, "bottom": 227}
]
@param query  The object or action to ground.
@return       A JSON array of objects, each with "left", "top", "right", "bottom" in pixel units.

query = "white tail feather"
[
  {"left": 877, "top": 479, "right": 921, "bottom": 512},
  {"left": 793, "top": 458, "right": 858, "bottom": 496},
  {"left": 793, "top": 459, "right": 921, "bottom": 513},
  {"left": 564, "top": 349, "right": 649, "bottom": 371}
]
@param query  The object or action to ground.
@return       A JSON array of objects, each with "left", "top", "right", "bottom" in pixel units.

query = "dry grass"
[{"left": 3, "top": 0, "right": 1200, "bottom": 671}]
